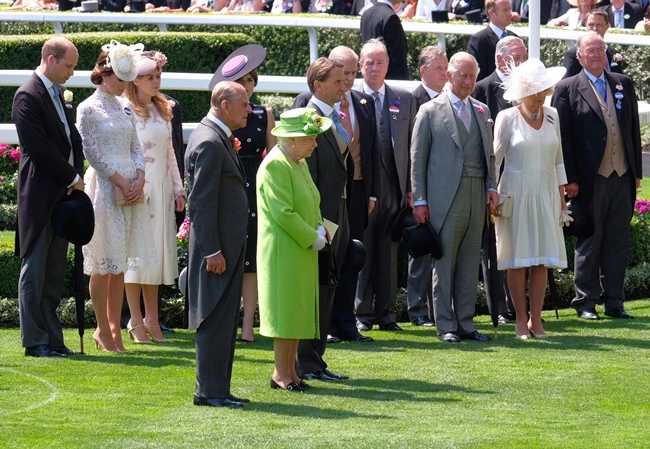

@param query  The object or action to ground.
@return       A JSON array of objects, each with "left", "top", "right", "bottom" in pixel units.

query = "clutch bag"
[
  {"left": 114, "top": 185, "right": 144, "bottom": 207},
  {"left": 496, "top": 194, "right": 513, "bottom": 218}
]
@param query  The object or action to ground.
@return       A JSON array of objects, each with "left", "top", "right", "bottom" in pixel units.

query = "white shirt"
[
  {"left": 362, "top": 81, "right": 386, "bottom": 110},
  {"left": 422, "top": 83, "right": 441, "bottom": 100},
  {"left": 309, "top": 95, "right": 335, "bottom": 118},
  {"left": 489, "top": 22, "right": 507, "bottom": 39}
]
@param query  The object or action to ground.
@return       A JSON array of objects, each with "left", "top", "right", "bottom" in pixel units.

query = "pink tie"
[{"left": 458, "top": 101, "right": 470, "bottom": 131}]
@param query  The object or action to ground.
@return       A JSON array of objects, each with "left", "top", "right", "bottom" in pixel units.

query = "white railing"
[
  {"left": 2, "top": 12, "right": 650, "bottom": 61},
  {"left": 0, "top": 70, "right": 421, "bottom": 144}
]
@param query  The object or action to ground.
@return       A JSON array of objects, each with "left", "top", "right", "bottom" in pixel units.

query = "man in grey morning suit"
[
  {"left": 13, "top": 37, "right": 85, "bottom": 358},
  {"left": 355, "top": 39, "right": 417, "bottom": 332},
  {"left": 407, "top": 45, "right": 449, "bottom": 328},
  {"left": 296, "top": 57, "right": 351, "bottom": 382},
  {"left": 411, "top": 52, "right": 499, "bottom": 343},
  {"left": 551, "top": 32, "right": 641, "bottom": 321},
  {"left": 186, "top": 82, "right": 251, "bottom": 408}
]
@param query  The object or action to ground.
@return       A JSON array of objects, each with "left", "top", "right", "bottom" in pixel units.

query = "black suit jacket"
[
  {"left": 467, "top": 26, "right": 519, "bottom": 82},
  {"left": 164, "top": 94, "right": 186, "bottom": 228},
  {"left": 12, "top": 73, "right": 84, "bottom": 258},
  {"left": 471, "top": 70, "right": 511, "bottom": 121},
  {"left": 551, "top": 70, "right": 642, "bottom": 205},
  {"left": 411, "top": 84, "right": 432, "bottom": 110},
  {"left": 561, "top": 45, "right": 624, "bottom": 79},
  {"left": 360, "top": 2, "right": 410, "bottom": 80},
  {"left": 602, "top": 2, "right": 642, "bottom": 29},
  {"left": 305, "top": 100, "right": 351, "bottom": 224}
]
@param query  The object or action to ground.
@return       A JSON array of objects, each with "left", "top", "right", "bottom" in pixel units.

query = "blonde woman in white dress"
[
  {"left": 123, "top": 51, "right": 186, "bottom": 343},
  {"left": 494, "top": 59, "right": 571, "bottom": 340},
  {"left": 78, "top": 42, "right": 157, "bottom": 352}
]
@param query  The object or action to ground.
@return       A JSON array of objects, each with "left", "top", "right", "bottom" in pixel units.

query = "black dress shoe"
[
  {"left": 159, "top": 322, "right": 175, "bottom": 334},
  {"left": 439, "top": 332, "right": 461, "bottom": 343},
  {"left": 604, "top": 307, "right": 634, "bottom": 319},
  {"left": 460, "top": 331, "right": 491, "bottom": 342},
  {"left": 322, "top": 368, "right": 349, "bottom": 380},
  {"left": 326, "top": 335, "right": 342, "bottom": 344},
  {"left": 300, "top": 370, "right": 340, "bottom": 381},
  {"left": 378, "top": 322, "right": 403, "bottom": 331},
  {"left": 356, "top": 320, "right": 372, "bottom": 332},
  {"left": 193, "top": 395, "right": 243, "bottom": 408},
  {"left": 25, "top": 344, "right": 66, "bottom": 358},
  {"left": 51, "top": 346, "right": 82, "bottom": 356},
  {"left": 340, "top": 332, "right": 374, "bottom": 342},
  {"left": 413, "top": 317, "right": 435, "bottom": 327},
  {"left": 577, "top": 308, "right": 600, "bottom": 320},
  {"left": 227, "top": 393, "right": 250, "bottom": 403}
]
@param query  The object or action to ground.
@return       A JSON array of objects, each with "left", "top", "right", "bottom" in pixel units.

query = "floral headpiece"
[
  {"left": 101, "top": 40, "right": 144, "bottom": 82},
  {"left": 271, "top": 107, "right": 333, "bottom": 138}
]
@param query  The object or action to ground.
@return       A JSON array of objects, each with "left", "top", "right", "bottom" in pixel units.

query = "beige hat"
[
  {"left": 502, "top": 58, "right": 566, "bottom": 102},
  {"left": 101, "top": 40, "right": 144, "bottom": 82}
]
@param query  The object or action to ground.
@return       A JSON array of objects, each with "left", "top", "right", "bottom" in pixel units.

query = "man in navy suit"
[
  {"left": 467, "top": 0, "right": 519, "bottom": 82},
  {"left": 360, "top": 0, "right": 410, "bottom": 80},
  {"left": 603, "top": 0, "right": 643, "bottom": 29},
  {"left": 12, "top": 37, "right": 85, "bottom": 358},
  {"left": 551, "top": 32, "right": 641, "bottom": 321}
]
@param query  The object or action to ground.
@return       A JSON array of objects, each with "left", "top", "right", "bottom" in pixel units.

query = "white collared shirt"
[
  {"left": 421, "top": 83, "right": 441, "bottom": 100},
  {"left": 495, "top": 69, "right": 508, "bottom": 83},
  {"left": 489, "top": 22, "right": 507, "bottom": 39},
  {"left": 309, "top": 95, "right": 335, "bottom": 118},
  {"left": 362, "top": 82, "right": 386, "bottom": 110}
]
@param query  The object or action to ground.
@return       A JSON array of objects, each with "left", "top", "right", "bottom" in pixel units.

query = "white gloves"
[
  {"left": 311, "top": 225, "right": 327, "bottom": 250},
  {"left": 560, "top": 209, "right": 573, "bottom": 227}
]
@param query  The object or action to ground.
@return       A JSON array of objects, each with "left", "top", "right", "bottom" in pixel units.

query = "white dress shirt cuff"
[
  {"left": 205, "top": 250, "right": 221, "bottom": 258},
  {"left": 413, "top": 200, "right": 428, "bottom": 206},
  {"left": 67, "top": 174, "right": 80, "bottom": 189}
]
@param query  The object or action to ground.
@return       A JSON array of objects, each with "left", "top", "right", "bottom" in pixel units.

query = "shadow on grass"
[{"left": 247, "top": 401, "right": 392, "bottom": 419}]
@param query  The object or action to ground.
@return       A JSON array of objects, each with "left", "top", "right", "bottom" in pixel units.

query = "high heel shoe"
[
  {"left": 529, "top": 329, "right": 548, "bottom": 340},
  {"left": 515, "top": 333, "right": 530, "bottom": 340},
  {"left": 144, "top": 323, "right": 166, "bottom": 343},
  {"left": 270, "top": 378, "right": 304, "bottom": 392},
  {"left": 93, "top": 332, "right": 118, "bottom": 353},
  {"left": 127, "top": 321, "right": 152, "bottom": 344}
]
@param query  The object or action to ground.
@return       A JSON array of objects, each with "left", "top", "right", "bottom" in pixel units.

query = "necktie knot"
[
  {"left": 501, "top": 31, "right": 508, "bottom": 39},
  {"left": 331, "top": 111, "right": 341, "bottom": 123}
]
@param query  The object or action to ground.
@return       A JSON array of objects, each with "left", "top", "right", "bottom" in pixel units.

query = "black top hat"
[
  {"left": 563, "top": 196, "right": 594, "bottom": 239},
  {"left": 431, "top": 10, "right": 449, "bottom": 23},
  {"left": 51, "top": 190, "right": 95, "bottom": 246},
  {"left": 402, "top": 222, "right": 443, "bottom": 260},
  {"left": 464, "top": 9, "right": 483, "bottom": 23},
  {"left": 208, "top": 44, "right": 267, "bottom": 92},
  {"left": 341, "top": 239, "right": 366, "bottom": 273}
]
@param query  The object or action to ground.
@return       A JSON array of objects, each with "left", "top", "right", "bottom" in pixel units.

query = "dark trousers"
[
  {"left": 573, "top": 172, "right": 632, "bottom": 312},
  {"left": 407, "top": 254, "right": 433, "bottom": 322},
  {"left": 297, "top": 200, "right": 349, "bottom": 375},
  {"left": 18, "top": 221, "right": 68, "bottom": 348},
  {"left": 195, "top": 281, "right": 242, "bottom": 399},
  {"left": 481, "top": 223, "right": 514, "bottom": 317},
  {"left": 329, "top": 181, "right": 366, "bottom": 338}
]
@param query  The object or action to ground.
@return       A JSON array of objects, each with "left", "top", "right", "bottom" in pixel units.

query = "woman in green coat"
[{"left": 257, "top": 108, "right": 332, "bottom": 392}]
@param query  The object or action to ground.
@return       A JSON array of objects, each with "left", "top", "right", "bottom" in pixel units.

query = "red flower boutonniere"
[
  {"left": 338, "top": 111, "right": 347, "bottom": 120},
  {"left": 475, "top": 105, "right": 485, "bottom": 113},
  {"left": 233, "top": 137, "right": 242, "bottom": 152}
]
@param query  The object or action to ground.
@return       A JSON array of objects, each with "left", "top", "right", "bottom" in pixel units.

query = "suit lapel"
[
  {"left": 605, "top": 72, "right": 624, "bottom": 123},
  {"left": 489, "top": 72, "right": 509, "bottom": 111},
  {"left": 308, "top": 101, "right": 346, "bottom": 170},
  {"left": 469, "top": 97, "right": 490, "bottom": 160},
  {"left": 201, "top": 117, "right": 245, "bottom": 180},
  {"left": 385, "top": 86, "right": 401, "bottom": 145},
  {"left": 439, "top": 93, "right": 462, "bottom": 151},
  {"left": 577, "top": 72, "right": 605, "bottom": 124},
  {"left": 35, "top": 75, "right": 69, "bottom": 144}
]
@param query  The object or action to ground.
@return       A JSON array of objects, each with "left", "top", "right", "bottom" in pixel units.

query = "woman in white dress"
[
  {"left": 123, "top": 51, "right": 186, "bottom": 343},
  {"left": 78, "top": 41, "right": 157, "bottom": 352},
  {"left": 494, "top": 59, "right": 572, "bottom": 340}
]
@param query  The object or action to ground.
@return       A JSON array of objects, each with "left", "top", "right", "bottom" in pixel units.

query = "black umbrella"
[
  {"left": 74, "top": 244, "right": 86, "bottom": 354},
  {"left": 547, "top": 268, "right": 560, "bottom": 320},
  {"left": 487, "top": 212, "right": 501, "bottom": 339}
]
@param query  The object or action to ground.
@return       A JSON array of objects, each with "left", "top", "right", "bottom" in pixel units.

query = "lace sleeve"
[
  {"left": 166, "top": 120, "right": 186, "bottom": 197},
  {"left": 77, "top": 99, "right": 117, "bottom": 179}
]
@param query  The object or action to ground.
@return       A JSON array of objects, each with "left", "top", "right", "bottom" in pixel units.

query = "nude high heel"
[
  {"left": 127, "top": 320, "right": 153, "bottom": 344},
  {"left": 144, "top": 322, "right": 166, "bottom": 343}
]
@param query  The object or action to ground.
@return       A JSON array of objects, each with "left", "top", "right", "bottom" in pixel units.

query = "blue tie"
[
  {"left": 50, "top": 84, "right": 71, "bottom": 140},
  {"left": 331, "top": 111, "right": 350, "bottom": 146},
  {"left": 595, "top": 78, "right": 607, "bottom": 105},
  {"left": 372, "top": 91, "right": 382, "bottom": 123}
]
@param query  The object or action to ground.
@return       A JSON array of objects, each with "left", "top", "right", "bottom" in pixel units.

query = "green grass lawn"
[{"left": 2, "top": 301, "right": 650, "bottom": 449}]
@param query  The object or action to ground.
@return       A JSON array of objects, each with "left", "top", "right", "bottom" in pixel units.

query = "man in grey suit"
[
  {"left": 355, "top": 39, "right": 417, "bottom": 332},
  {"left": 411, "top": 52, "right": 499, "bottom": 343},
  {"left": 185, "top": 82, "right": 252, "bottom": 408},
  {"left": 296, "top": 57, "right": 352, "bottom": 382},
  {"left": 407, "top": 45, "right": 448, "bottom": 328}
]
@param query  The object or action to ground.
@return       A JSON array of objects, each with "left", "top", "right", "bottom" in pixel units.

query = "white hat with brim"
[
  {"left": 101, "top": 40, "right": 144, "bottom": 82},
  {"left": 502, "top": 58, "right": 566, "bottom": 102}
]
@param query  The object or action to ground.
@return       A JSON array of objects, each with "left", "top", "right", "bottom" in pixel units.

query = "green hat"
[{"left": 271, "top": 107, "right": 332, "bottom": 137}]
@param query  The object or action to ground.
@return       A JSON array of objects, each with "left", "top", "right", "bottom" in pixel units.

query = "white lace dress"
[
  {"left": 493, "top": 106, "right": 568, "bottom": 270},
  {"left": 124, "top": 103, "right": 185, "bottom": 285},
  {"left": 77, "top": 89, "right": 157, "bottom": 275}
]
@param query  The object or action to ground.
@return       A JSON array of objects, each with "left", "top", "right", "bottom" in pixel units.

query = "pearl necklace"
[{"left": 521, "top": 103, "right": 541, "bottom": 121}]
